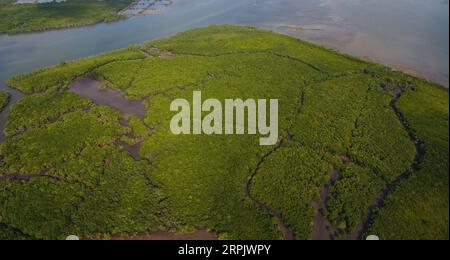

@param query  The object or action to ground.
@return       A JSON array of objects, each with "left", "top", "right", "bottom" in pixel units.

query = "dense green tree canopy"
[{"left": 0, "top": 26, "right": 448, "bottom": 240}]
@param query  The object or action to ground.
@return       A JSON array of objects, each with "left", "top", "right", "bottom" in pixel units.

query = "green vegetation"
[
  {"left": 0, "top": 91, "right": 9, "bottom": 112},
  {"left": 251, "top": 144, "right": 333, "bottom": 239},
  {"left": 9, "top": 47, "right": 146, "bottom": 94},
  {"left": 0, "top": 145, "right": 170, "bottom": 239},
  {"left": 366, "top": 82, "right": 449, "bottom": 240},
  {"left": 4, "top": 92, "right": 90, "bottom": 137},
  {"left": 1, "top": 106, "right": 126, "bottom": 173},
  {"left": 0, "top": 0, "right": 14, "bottom": 8},
  {"left": 1, "top": 25, "right": 448, "bottom": 240},
  {"left": 0, "top": 223, "right": 34, "bottom": 240},
  {"left": 0, "top": 0, "right": 133, "bottom": 34}
]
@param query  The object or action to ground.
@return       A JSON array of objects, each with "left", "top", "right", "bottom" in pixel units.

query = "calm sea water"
[{"left": 0, "top": 0, "right": 448, "bottom": 139}]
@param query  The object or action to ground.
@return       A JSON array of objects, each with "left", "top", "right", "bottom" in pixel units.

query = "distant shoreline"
[{"left": 0, "top": 0, "right": 139, "bottom": 35}]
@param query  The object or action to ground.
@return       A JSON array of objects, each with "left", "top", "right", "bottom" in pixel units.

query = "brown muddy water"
[
  {"left": 69, "top": 78, "right": 146, "bottom": 119},
  {"left": 311, "top": 168, "right": 341, "bottom": 240}
]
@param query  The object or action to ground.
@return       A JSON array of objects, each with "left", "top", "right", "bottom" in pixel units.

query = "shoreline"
[
  {"left": 3, "top": 24, "right": 448, "bottom": 90},
  {"left": 0, "top": 0, "right": 149, "bottom": 36},
  {"left": 273, "top": 28, "right": 448, "bottom": 88},
  {"left": 2, "top": 25, "right": 446, "bottom": 89},
  {"left": 0, "top": 16, "right": 128, "bottom": 36}
]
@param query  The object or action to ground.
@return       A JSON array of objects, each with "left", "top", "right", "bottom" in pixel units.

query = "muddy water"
[
  {"left": 116, "top": 140, "right": 143, "bottom": 160},
  {"left": 69, "top": 78, "right": 146, "bottom": 119},
  {"left": 280, "top": 0, "right": 449, "bottom": 87},
  {"left": 311, "top": 168, "right": 341, "bottom": 240}
]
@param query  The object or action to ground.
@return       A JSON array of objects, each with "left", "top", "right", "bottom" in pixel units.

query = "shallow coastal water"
[
  {"left": 1, "top": 0, "right": 448, "bottom": 87},
  {"left": 0, "top": 0, "right": 448, "bottom": 136}
]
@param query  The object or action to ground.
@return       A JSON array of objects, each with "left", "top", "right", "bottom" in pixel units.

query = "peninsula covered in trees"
[{"left": 0, "top": 26, "right": 448, "bottom": 240}]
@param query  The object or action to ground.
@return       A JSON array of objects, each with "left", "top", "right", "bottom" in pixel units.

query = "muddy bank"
[
  {"left": 110, "top": 228, "right": 218, "bottom": 240},
  {"left": 310, "top": 168, "right": 341, "bottom": 240},
  {"left": 69, "top": 77, "right": 146, "bottom": 119},
  {"left": 115, "top": 140, "right": 143, "bottom": 161}
]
